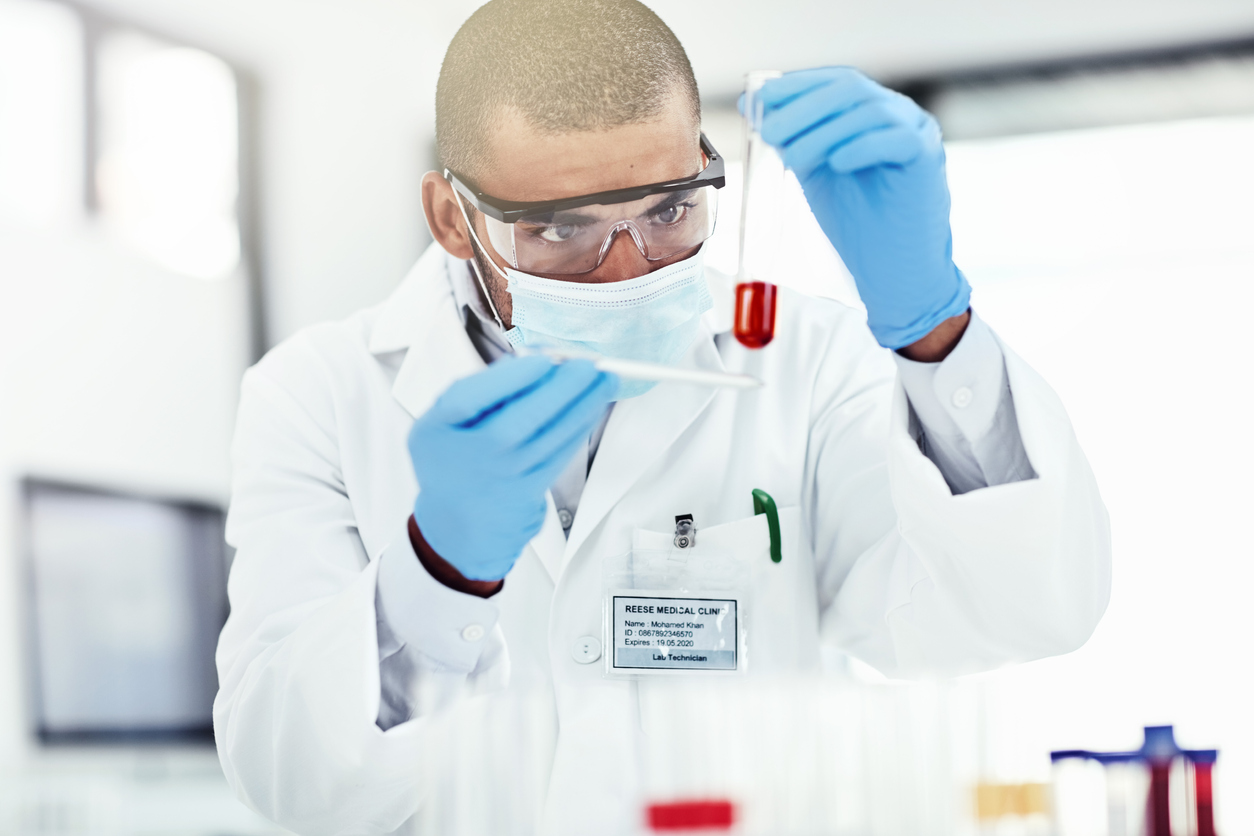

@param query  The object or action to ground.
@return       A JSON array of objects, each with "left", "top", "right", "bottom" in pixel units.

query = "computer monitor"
[{"left": 21, "top": 479, "right": 228, "bottom": 743}]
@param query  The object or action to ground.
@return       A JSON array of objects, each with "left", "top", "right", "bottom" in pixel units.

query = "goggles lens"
[{"left": 482, "top": 185, "right": 718, "bottom": 275}]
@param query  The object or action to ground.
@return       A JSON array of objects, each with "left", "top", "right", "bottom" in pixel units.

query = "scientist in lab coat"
[{"left": 213, "top": 0, "right": 1111, "bottom": 832}]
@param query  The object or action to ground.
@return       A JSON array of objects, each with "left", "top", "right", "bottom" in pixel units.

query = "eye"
[
  {"left": 650, "top": 202, "right": 690, "bottom": 225},
  {"left": 532, "top": 224, "right": 580, "bottom": 243}
]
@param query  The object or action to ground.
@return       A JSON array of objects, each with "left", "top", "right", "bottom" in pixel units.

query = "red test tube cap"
[{"left": 646, "top": 799, "right": 736, "bottom": 831}]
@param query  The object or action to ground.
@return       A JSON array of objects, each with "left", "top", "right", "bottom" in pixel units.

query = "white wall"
[{"left": 0, "top": 227, "right": 249, "bottom": 500}]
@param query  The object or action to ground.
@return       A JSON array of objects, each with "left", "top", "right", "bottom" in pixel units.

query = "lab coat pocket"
[
  {"left": 670, "top": 506, "right": 819, "bottom": 674},
  {"left": 607, "top": 506, "right": 818, "bottom": 678},
  {"left": 632, "top": 506, "right": 819, "bottom": 744}
]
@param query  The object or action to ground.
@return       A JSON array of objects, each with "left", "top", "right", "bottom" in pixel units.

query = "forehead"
[{"left": 480, "top": 101, "right": 701, "bottom": 203}]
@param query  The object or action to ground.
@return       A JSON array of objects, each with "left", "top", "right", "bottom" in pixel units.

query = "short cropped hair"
[{"left": 436, "top": 0, "right": 701, "bottom": 182}]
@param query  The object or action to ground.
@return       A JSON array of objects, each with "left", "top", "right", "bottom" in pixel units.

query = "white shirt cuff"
[
  {"left": 375, "top": 521, "right": 501, "bottom": 673},
  {"left": 892, "top": 310, "right": 1035, "bottom": 493},
  {"left": 893, "top": 309, "right": 1003, "bottom": 444}
]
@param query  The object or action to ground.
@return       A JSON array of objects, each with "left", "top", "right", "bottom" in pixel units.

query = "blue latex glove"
[
  {"left": 756, "top": 67, "right": 971, "bottom": 349},
  {"left": 409, "top": 355, "right": 617, "bottom": 581}
]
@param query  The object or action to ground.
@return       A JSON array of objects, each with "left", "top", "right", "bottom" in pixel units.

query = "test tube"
[
  {"left": 1102, "top": 755, "right": 1150, "bottom": 836},
  {"left": 734, "top": 70, "right": 784, "bottom": 350},
  {"left": 1143, "top": 725, "right": 1178, "bottom": 836},
  {"left": 1189, "top": 752, "right": 1218, "bottom": 836},
  {"left": 1050, "top": 754, "right": 1107, "bottom": 836}
]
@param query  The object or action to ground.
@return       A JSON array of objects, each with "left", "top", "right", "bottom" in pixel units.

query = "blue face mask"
[
  {"left": 461, "top": 200, "right": 713, "bottom": 399},
  {"left": 500, "top": 251, "right": 711, "bottom": 399}
]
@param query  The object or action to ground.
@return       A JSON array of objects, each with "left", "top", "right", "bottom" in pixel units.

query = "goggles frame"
[{"left": 445, "top": 133, "right": 725, "bottom": 224}]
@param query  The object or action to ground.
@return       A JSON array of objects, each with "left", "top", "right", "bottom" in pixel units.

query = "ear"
[{"left": 421, "top": 171, "right": 474, "bottom": 260}]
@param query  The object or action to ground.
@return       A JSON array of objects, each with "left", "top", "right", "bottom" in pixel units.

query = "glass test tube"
[
  {"left": 1050, "top": 756, "right": 1107, "bottom": 836},
  {"left": 1104, "top": 757, "right": 1150, "bottom": 836},
  {"left": 734, "top": 70, "right": 784, "bottom": 350},
  {"left": 1192, "top": 758, "right": 1216, "bottom": 836}
]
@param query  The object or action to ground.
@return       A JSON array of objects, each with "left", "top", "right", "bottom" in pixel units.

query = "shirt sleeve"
[
  {"left": 892, "top": 310, "right": 1037, "bottom": 494},
  {"left": 374, "top": 529, "right": 505, "bottom": 730}
]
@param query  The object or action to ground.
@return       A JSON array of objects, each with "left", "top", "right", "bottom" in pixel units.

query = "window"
[
  {"left": 0, "top": 0, "right": 242, "bottom": 279},
  {"left": 0, "top": 0, "right": 82, "bottom": 226},
  {"left": 96, "top": 31, "right": 240, "bottom": 278}
]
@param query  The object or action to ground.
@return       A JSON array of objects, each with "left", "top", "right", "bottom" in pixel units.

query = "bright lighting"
[
  {"left": 96, "top": 31, "right": 240, "bottom": 279},
  {"left": 0, "top": 0, "right": 82, "bottom": 227},
  {"left": 945, "top": 116, "right": 1254, "bottom": 836}
]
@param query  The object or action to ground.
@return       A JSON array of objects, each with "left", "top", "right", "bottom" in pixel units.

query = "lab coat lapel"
[
  {"left": 563, "top": 325, "right": 724, "bottom": 565},
  {"left": 368, "top": 245, "right": 566, "bottom": 584},
  {"left": 370, "top": 250, "right": 486, "bottom": 421}
]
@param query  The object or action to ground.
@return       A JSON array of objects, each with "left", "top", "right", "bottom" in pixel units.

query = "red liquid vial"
[
  {"left": 734, "top": 281, "right": 777, "bottom": 349},
  {"left": 1194, "top": 760, "right": 1216, "bottom": 836},
  {"left": 1148, "top": 760, "right": 1172, "bottom": 836}
]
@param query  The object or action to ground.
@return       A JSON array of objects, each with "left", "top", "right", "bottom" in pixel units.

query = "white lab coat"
[{"left": 214, "top": 243, "right": 1111, "bottom": 835}]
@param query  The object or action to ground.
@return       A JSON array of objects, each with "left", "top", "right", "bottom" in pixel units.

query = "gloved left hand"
[{"left": 756, "top": 67, "right": 970, "bottom": 350}]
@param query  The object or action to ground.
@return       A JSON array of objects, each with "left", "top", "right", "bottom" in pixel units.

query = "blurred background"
[{"left": 2, "top": 0, "right": 1253, "bottom": 833}]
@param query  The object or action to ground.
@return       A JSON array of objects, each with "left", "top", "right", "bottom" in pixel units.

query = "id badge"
[{"left": 606, "top": 589, "right": 742, "bottom": 675}]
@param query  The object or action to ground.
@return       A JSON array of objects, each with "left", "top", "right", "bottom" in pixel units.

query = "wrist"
[
  {"left": 896, "top": 309, "right": 970, "bottom": 363},
  {"left": 408, "top": 515, "right": 503, "bottom": 598}
]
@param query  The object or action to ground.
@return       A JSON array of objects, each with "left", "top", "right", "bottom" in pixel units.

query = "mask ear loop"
[{"left": 454, "top": 194, "right": 508, "bottom": 332}]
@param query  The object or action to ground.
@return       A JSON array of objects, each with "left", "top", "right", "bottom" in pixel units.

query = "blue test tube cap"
[
  {"left": 1141, "top": 725, "right": 1181, "bottom": 763},
  {"left": 1092, "top": 752, "right": 1142, "bottom": 766},
  {"left": 1050, "top": 749, "right": 1094, "bottom": 763}
]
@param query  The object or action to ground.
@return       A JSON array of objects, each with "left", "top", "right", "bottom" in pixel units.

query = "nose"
[{"left": 588, "top": 226, "right": 651, "bottom": 283}]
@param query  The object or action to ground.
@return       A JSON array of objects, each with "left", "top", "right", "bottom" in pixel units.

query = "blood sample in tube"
[
  {"left": 1194, "top": 758, "right": 1216, "bottom": 836},
  {"left": 1147, "top": 760, "right": 1172, "bottom": 836},
  {"left": 734, "top": 281, "right": 777, "bottom": 349}
]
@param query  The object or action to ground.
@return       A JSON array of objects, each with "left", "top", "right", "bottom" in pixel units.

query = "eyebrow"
[
  {"left": 515, "top": 187, "right": 701, "bottom": 226},
  {"left": 517, "top": 209, "right": 601, "bottom": 226},
  {"left": 643, "top": 189, "right": 697, "bottom": 213}
]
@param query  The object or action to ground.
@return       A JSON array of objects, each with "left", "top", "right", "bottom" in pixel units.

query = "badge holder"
[{"left": 602, "top": 514, "right": 751, "bottom": 678}]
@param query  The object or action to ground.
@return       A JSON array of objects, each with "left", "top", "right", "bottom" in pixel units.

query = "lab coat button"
[
  {"left": 461, "top": 623, "right": 485, "bottom": 642},
  {"left": 951, "top": 386, "right": 974, "bottom": 409},
  {"left": 558, "top": 508, "right": 574, "bottom": 530},
  {"left": 571, "top": 636, "right": 601, "bottom": 664}
]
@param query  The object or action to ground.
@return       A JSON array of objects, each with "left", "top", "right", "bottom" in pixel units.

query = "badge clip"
[{"left": 673, "top": 514, "right": 696, "bottom": 549}]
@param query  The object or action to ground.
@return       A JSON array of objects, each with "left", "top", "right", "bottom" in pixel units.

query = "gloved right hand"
[{"left": 409, "top": 355, "right": 617, "bottom": 581}]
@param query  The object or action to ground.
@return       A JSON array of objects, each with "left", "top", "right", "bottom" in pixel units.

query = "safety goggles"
[{"left": 447, "top": 133, "right": 725, "bottom": 275}]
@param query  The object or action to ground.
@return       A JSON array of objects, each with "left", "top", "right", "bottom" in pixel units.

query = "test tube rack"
[{"left": 1052, "top": 725, "right": 1217, "bottom": 836}]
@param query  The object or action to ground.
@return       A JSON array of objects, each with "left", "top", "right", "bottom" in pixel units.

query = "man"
[{"left": 214, "top": 0, "right": 1111, "bottom": 833}]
